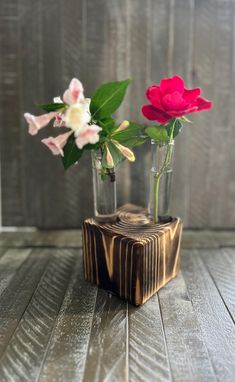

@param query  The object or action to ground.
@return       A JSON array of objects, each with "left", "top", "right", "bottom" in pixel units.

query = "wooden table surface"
[{"left": 0, "top": 230, "right": 234, "bottom": 382}]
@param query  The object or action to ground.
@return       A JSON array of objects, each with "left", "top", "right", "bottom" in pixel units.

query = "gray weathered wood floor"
[{"left": 0, "top": 230, "right": 234, "bottom": 382}]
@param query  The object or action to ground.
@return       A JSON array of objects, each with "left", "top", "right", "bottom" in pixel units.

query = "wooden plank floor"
[{"left": 0, "top": 230, "right": 234, "bottom": 382}]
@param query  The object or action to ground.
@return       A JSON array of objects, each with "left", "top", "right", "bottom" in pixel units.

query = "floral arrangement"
[
  {"left": 24, "top": 74, "right": 212, "bottom": 224},
  {"left": 142, "top": 75, "right": 212, "bottom": 223},
  {"left": 24, "top": 78, "right": 144, "bottom": 172}
]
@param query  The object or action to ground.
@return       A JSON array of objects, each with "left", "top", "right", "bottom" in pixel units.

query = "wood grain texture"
[
  {"left": 158, "top": 271, "right": 216, "bottom": 382},
  {"left": 0, "top": 248, "right": 31, "bottom": 296},
  {"left": 0, "top": 249, "right": 76, "bottom": 381},
  {"left": 38, "top": 251, "right": 98, "bottom": 382},
  {"left": 169, "top": 0, "right": 194, "bottom": 225},
  {"left": 0, "top": 233, "right": 235, "bottom": 380},
  {"left": 129, "top": 294, "right": 172, "bottom": 382},
  {"left": 181, "top": 249, "right": 235, "bottom": 380},
  {"left": 1, "top": 0, "right": 235, "bottom": 229},
  {"left": 199, "top": 247, "right": 235, "bottom": 321},
  {"left": 0, "top": 249, "right": 50, "bottom": 358},
  {"left": 83, "top": 290, "right": 127, "bottom": 382},
  {"left": 0, "top": 0, "right": 25, "bottom": 226},
  {"left": 82, "top": 205, "right": 183, "bottom": 305}
]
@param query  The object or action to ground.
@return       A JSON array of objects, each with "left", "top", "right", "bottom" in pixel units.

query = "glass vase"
[
  {"left": 148, "top": 139, "right": 174, "bottom": 224},
  {"left": 91, "top": 149, "right": 117, "bottom": 223}
]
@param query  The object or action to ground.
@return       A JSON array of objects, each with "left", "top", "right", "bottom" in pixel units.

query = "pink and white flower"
[
  {"left": 53, "top": 96, "right": 63, "bottom": 104},
  {"left": 112, "top": 140, "right": 135, "bottom": 162},
  {"left": 63, "top": 78, "right": 84, "bottom": 105},
  {"left": 24, "top": 111, "right": 58, "bottom": 135},
  {"left": 64, "top": 100, "right": 91, "bottom": 132},
  {"left": 53, "top": 112, "right": 65, "bottom": 128},
  {"left": 75, "top": 124, "right": 102, "bottom": 149},
  {"left": 41, "top": 131, "right": 73, "bottom": 156}
]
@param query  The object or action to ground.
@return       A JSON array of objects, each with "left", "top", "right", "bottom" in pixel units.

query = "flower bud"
[
  {"left": 112, "top": 140, "right": 135, "bottom": 162},
  {"left": 115, "top": 120, "right": 129, "bottom": 132},
  {"left": 106, "top": 145, "right": 114, "bottom": 167}
]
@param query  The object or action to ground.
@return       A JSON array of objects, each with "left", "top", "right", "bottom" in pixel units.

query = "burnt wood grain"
[{"left": 82, "top": 205, "right": 183, "bottom": 306}]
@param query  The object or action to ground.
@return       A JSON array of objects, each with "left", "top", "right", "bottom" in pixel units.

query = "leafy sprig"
[{"left": 61, "top": 79, "right": 146, "bottom": 170}]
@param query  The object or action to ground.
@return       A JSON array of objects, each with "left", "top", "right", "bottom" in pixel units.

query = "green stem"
[
  {"left": 154, "top": 174, "right": 160, "bottom": 224},
  {"left": 153, "top": 118, "right": 177, "bottom": 224}
]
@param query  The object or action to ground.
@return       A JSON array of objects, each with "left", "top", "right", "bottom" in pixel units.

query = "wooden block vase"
[{"left": 82, "top": 204, "right": 183, "bottom": 306}]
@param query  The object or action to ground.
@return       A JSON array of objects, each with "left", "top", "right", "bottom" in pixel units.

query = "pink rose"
[
  {"left": 142, "top": 75, "right": 212, "bottom": 124},
  {"left": 63, "top": 78, "right": 84, "bottom": 105},
  {"left": 75, "top": 124, "right": 102, "bottom": 149},
  {"left": 24, "top": 112, "right": 58, "bottom": 135},
  {"left": 41, "top": 131, "right": 73, "bottom": 156}
]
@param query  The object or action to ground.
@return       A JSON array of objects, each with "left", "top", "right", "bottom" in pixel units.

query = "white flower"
[
  {"left": 53, "top": 96, "right": 63, "bottom": 103},
  {"left": 24, "top": 112, "right": 58, "bottom": 135},
  {"left": 75, "top": 124, "right": 102, "bottom": 149},
  {"left": 63, "top": 78, "right": 84, "bottom": 105},
  {"left": 41, "top": 131, "right": 73, "bottom": 156},
  {"left": 64, "top": 99, "right": 91, "bottom": 132}
]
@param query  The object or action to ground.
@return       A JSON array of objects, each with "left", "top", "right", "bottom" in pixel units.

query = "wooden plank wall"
[{"left": 0, "top": 0, "right": 235, "bottom": 228}]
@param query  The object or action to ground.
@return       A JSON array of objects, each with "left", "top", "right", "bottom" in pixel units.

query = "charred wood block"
[{"left": 82, "top": 205, "right": 183, "bottom": 306}]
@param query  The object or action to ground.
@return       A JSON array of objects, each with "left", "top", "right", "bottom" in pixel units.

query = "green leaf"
[
  {"left": 166, "top": 119, "right": 182, "bottom": 139},
  {"left": 90, "top": 79, "right": 131, "bottom": 120},
  {"left": 112, "top": 122, "right": 143, "bottom": 142},
  {"left": 121, "top": 137, "right": 146, "bottom": 149},
  {"left": 98, "top": 117, "right": 116, "bottom": 134},
  {"left": 145, "top": 126, "right": 169, "bottom": 143},
  {"left": 62, "top": 135, "right": 83, "bottom": 170},
  {"left": 37, "top": 103, "right": 66, "bottom": 112}
]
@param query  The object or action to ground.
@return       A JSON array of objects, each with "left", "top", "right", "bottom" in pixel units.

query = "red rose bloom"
[{"left": 142, "top": 75, "right": 212, "bottom": 124}]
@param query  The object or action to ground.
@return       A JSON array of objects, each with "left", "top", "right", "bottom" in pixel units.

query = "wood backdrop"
[{"left": 0, "top": 0, "right": 235, "bottom": 229}]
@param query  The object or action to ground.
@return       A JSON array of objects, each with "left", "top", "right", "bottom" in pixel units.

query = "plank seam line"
[
  {"left": 2, "top": 244, "right": 235, "bottom": 250},
  {"left": 34, "top": 251, "right": 76, "bottom": 382},
  {"left": 126, "top": 302, "right": 129, "bottom": 382},
  {"left": 0, "top": 245, "right": 83, "bottom": 250},
  {"left": 80, "top": 286, "right": 98, "bottom": 382},
  {"left": 199, "top": 252, "right": 235, "bottom": 325},
  {"left": 157, "top": 293, "right": 173, "bottom": 382},
  {"left": 0, "top": 250, "right": 50, "bottom": 362},
  {"left": 181, "top": 252, "right": 219, "bottom": 380}
]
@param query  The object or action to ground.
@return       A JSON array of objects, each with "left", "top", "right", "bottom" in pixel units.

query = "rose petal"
[
  {"left": 167, "top": 106, "right": 198, "bottom": 117},
  {"left": 142, "top": 104, "right": 171, "bottom": 124},
  {"left": 195, "top": 97, "right": 213, "bottom": 111},
  {"left": 162, "top": 91, "right": 188, "bottom": 111},
  {"left": 146, "top": 86, "right": 163, "bottom": 110},
  {"left": 160, "top": 75, "right": 185, "bottom": 95},
  {"left": 183, "top": 88, "right": 201, "bottom": 103}
]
